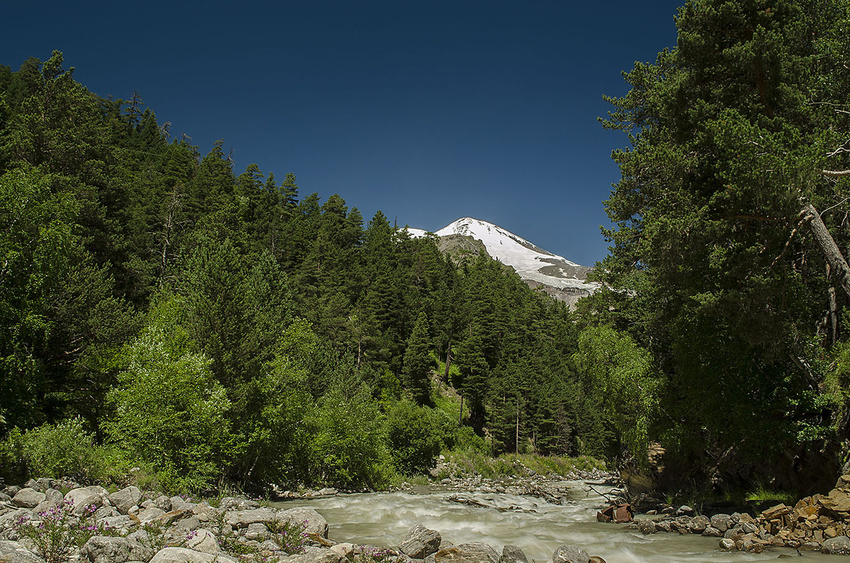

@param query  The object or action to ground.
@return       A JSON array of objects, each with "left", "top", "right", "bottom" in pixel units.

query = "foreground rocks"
[
  {"left": 627, "top": 474, "right": 850, "bottom": 554},
  {"left": 0, "top": 478, "right": 609, "bottom": 563}
]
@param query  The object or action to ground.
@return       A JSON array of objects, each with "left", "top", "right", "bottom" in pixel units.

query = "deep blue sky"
[{"left": 1, "top": 1, "right": 682, "bottom": 266}]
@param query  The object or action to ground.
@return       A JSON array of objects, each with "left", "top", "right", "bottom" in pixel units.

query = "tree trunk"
[
  {"left": 802, "top": 203, "right": 850, "bottom": 300},
  {"left": 444, "top": 342, "right": 452, "bottom": 383}
]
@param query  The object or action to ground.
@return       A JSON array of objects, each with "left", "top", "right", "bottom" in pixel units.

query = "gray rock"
[
  {"left": 218, "top": 497, "right": 259, "bottom": 511},
  {"left": 435, "top": 543, "right": 500, "bottom": 563},
  {"left": 303, "top": 550, "right": 345, "bottom": 563},
  {"left": 399, "top": 524, "right": 442, "bottom": 558},
  {"left": 500, "top": 544, "right": 528, "bottom": 563},
  {"left": 278, "top": 507, "right": 329, "bottom": 538},
  {"left": 32, "top": 489, "right": 63, "bottom": 514},
  {"left": 709, "top": 513, "right": 730, "bottom": 532},
  {"left": 136, "top": 507, "right": 166, "bottom": 524},
  {"left": 153, "top": 495, "right": 172, "bottom": 512},
  {"left": 149, "top": 547, "right": 237, "bottom": 563},
  {"left": 64, "top": 487, "right": 102, "bottom": 515},
  {"left": 184, "top": 529, "right": 219, "bottom": 554},
  {"left": 740, "top": 521, "right": 758, "bottom": 534},
  {"left": 0, "top": 540, "right": 46, "bottom": 563},
  {"left": 551, "top": 545, "right": 590, "bottom": 563},
  {"left": 174, "top": 515, "right": 201, "bottom": 531},
  {"left": 169, "top": 496, "right": 192, "bottom": 511},
  {"left": 81, "top": 535, "right": 155, "bottom": 563},
  {"left": 823, "top": 536, "right": 850, "bottom": 555},
  {"left": 245, "top": 522, "right": 268, "bottom": 540},
  {"left": 225, "top": 508, "right": 277, "bottom": 528},
  {"left": 108, "top": 486, "right": 143, "bottom": 515},
  {"left": 12, "top": 489, "right": 45, "bottom": 509}
]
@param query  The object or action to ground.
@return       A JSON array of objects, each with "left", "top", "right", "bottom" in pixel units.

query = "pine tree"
[{"left": 402, "top": 311, "right": 433, "bottom": 405}]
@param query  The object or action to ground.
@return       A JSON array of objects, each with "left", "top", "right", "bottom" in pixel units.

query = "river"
[{"left": 275, "top": 481, "right": 850, "bottom": 562}]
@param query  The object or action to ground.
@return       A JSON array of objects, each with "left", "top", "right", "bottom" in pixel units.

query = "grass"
[{"left": 436, "top": 450, "right": 605, "bottom": 481}]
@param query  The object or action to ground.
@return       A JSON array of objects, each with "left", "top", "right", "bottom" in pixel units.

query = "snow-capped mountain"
[{"left": 407, "top": 217, "right": 600, "bottom": 305}]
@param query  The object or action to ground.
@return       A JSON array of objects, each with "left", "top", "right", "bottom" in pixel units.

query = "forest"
[{"left": 2, "top": 0, "right": 850, "bottom": 501}]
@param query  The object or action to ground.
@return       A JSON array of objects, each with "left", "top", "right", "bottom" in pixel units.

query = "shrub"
[
  {"left": 15, "top": 499, "right": 111, "bottom": 563},
  {"left": 385, "top": 400, "right": 441, "bottom": 474},
  {"left": 20, "top": 418, "right": 99, "bottom": 482}
]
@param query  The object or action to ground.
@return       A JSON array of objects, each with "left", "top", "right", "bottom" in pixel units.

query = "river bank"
[{"left": 0, "top": 473, "right": 611, "bottom": 563}]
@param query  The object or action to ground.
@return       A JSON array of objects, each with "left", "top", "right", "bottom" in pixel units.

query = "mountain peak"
[{"left": 407, "top": 217, "right": 599, "bottom": 305}]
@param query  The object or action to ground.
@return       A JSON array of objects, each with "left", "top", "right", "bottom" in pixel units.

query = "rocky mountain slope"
[{"left": 407, "top": 217, "right": 600, "bottom": 306}]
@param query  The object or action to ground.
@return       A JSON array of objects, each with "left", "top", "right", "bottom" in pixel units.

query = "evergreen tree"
[{"left": 402, "top": 311, "right": 433, "bottom": 405}]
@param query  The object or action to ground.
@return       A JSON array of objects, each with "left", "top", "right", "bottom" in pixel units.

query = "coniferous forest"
[{"left": 3, "top": 0, "right": 850, "bottom": 502}]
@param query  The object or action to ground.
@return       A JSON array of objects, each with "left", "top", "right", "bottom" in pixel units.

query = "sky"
[{"left": 1, "top": 0, "right": 682, "bottom": 266}]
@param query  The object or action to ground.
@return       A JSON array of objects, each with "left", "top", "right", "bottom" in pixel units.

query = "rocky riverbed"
[
  {"left": 607, "top": 473, "right": 850, "bottom": 556},
  {"left": 0, "top": 473, "right": 612, "bottom": 563}
]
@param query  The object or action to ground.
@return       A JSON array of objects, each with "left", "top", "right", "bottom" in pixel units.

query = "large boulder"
[
  {"left": 184, "top": 529, "right": 220, "bottom": 555},
  {"left": 149, "top": 547, "right": 237, "bottom": 563},
  {"left": 399, "top": 524, "right": 441, "bottom": 558},
  {"left": 278, "top": 507, "right": 329, "bottom": 538},
  {"left": 552, "top": 545, "right": 590, "bottom": 563},
  {"left": 823, "top": 536, "right": 850, "bottom": 555},
  {"left": 108, "top": 486, "right": 143, "bottom": 515},
  {"left": 12, "top": 488, "right": 45, "bottom": 509},
  {"left": 225, "top": 508, "right": 277, "bottom": 528},
  {"left": 434, "top": 542, "right": 500, "bottom": 563},
  {"left": 81, "top": 535, "right": 154, "bottom": 563},
  {"left": 32, "top": 489, "right": 63, "bottom": 514},
  {"left": 64, "top": 487, "right": 103, "bottom": 516},
  {"left": 0, "top": 540, "right": 46, "bottom": 563}
]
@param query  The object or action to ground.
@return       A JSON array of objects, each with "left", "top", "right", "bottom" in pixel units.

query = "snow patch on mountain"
[{"left": 406, "top": 217, "right": 600, "bottom": 301}]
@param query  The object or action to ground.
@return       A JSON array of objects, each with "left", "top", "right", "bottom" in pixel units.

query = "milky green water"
[{"left": 274, "top": 481, "right": 848, "bottom": 562}]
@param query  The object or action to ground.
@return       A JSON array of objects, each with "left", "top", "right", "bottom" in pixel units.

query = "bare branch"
[{"left": 823, "top": 169, "right": 850, "bottom": 177}]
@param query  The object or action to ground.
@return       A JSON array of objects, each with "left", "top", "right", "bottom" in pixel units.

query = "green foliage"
[
  {"left": 19, "top": 418, "right": 100, "bottom": 482},
  {"left": 105, "top": 298, "right": 235, "bottom": 492},
  {"left": 385, "top": 399, "right": 442, "bottom": 474},
  {"left": 308, "top": 383, "right": 393, "bottom": 488},
  {"left": 573, "top": 325, "right": 659, "bottom": 461}
]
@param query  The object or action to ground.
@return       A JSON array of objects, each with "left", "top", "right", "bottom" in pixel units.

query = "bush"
[
  {"left": 105, "top": 310, "right": 236, "bottom": 493},
  {"left": 308, "top": 384, "right": 392, "bottom": 488},
  {"left": 385, "top": 400, "right": 441, "bottom": 474}
]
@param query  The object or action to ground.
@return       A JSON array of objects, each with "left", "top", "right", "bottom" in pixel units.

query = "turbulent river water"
[{"left": 275, "top": 481, "right": 849, "bottom": 562}]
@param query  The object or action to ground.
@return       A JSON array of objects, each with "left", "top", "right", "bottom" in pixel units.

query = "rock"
[
  {"left": 0, "top": 540, "right": 46, "bottom": 563},
  {"left": 245, "top": 522, "right": 268, "bottom": 540},
  {"left": 12, "top": 488, "right": 46, "bottom": 509},
  {"left": 435, "top": 542, "right": 500, "bottom": 563},
  {"left": 399, "top": 524, "right": 442, "bottom": 558},
  {"left": 81, "top": 535, "right": 155, "bottom": 563},
  {"left": 278, "top": 507, "right": 329, "bottom": 538},
  {"left": 108, "top": 486, "right": 143, "bottom": 515},
  {"left": 136, "top": 507, "right": 166, "bottom": 524},
  {"left": 551, "top": 545, "right": 590, "bottom": 563},
  {"left": 500, "top": 545, "right": 528, "bottom": 563},
  {"left": 719, "top": 538, "right": 736, "bottom": 551},
  {"left": 149, "top": 547, "right": 237, "bottom": 563},
  {"left": 175, "top": 515, "right": 201, "bottom": 531},
  {"left": 184, "top": 529, "right": 219, "bottom": 554},
  {"left": 225, "top": 508, "right": 277, "bottom": 528},
  {"left": 303, "top": 550, "right": 345, "bottom": 563},
  {"left": 688, "top": 515, "right": 709, "bottom": 533},
  {"left": 761, "top": 504, "right": 790, "bottom": 520},
  {"left": 329, "top": 543, "right": 355, "bottom": 558},
  {"left": 823, "top": 536, "right": 850, "bottom": 555},
  {"left": 701, "top": 526, "right": 723, "bottom": 537},
  {"left": 709, "top": 514, "right": 731, "bottom": 533},
  {"left": 316, "top": 488, "right": 337, "bottom": 496},
  {"left": 636, "top": 520, "right": 656, "bottom": 534},
  {"left": 169, "top": 496, "right": 192, "bottom": 511},
  {"left": 64, "top": 487, "right": 102, "bottom": 515},
  {"left": 676, "top": 505, "right": 695, "bottom": 517},
  {"left": 32, "top": 489, "right": 63, "bottom": 514},
  {"left": 218, "top": 497, "right": 259, "bottom": 511},
  {"left": 740, "top": 521, "right": 758, "bottom": 535},
  {"left": 153, "top": 495, "right": 172, "bottom": 512}
]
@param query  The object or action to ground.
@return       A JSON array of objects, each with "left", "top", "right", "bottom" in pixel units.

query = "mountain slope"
[{"left": 407, "top": 217, "right": 600, "bottom": 305}]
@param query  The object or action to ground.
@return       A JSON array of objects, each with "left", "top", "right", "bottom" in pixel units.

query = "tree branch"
[{"left": 823, "top": 169, "right": 850, "bottom": 177}]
